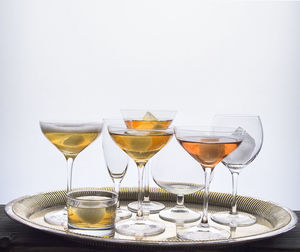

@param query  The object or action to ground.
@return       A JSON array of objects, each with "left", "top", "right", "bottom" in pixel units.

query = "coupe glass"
[
  {"left": 121, "top": 109, "right": 177, "bottom": 214},
  {"left": 40, "top": 120, "right": 103, "bottom": 226},
  {"left": 102, "top": 119, "right": 132, "bottom": 221},
  {"left": 108, "top": 124, "right": 173, "bottom": 236},
  {"left": 151, "top": 137, "right": 205, "bottom": 223},
  {"left": 211, "top": 115, "right": 263, "bottom": 227},
  {"left": 174, "top": 126, "right": 244, "bottom": 240}
]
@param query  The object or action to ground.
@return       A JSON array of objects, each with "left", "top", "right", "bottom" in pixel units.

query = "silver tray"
[{"left": 5, "top": 187, "right": 298, "bottom": 249}]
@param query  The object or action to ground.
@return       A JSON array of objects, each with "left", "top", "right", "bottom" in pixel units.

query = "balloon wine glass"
[{"left": 210, "top": 115, "right": 263, "bottom": 227}]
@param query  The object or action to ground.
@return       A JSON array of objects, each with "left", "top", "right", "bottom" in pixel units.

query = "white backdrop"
[{"left": 0, "top": 0, "right": 299, "bottom": 209}]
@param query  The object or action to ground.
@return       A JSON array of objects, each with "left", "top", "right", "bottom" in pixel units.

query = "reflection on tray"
[{"left": 6, "top": 188, "right": 297, "bottom": 247}]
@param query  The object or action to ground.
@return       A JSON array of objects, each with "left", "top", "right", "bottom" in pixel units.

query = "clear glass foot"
[
  {"left": 211, "top": 211, "right": 256, "bottom": 227},
  {"left": 44, "top": 208, "right": 67, "bottom": 226},
  {"left": 116, "top": 207, "right": 132, "bottom": 221},
  {"left": 128, "top": 201, "right": 165, "bottom": 214},
  {"left": 116, "top": 218, "right": 165, "bottom": 237},
  {"left": 177, "top": 224, "right": 230, "bottom": 241},
  {"left": 159, "top": 206, "right": 201, "bottom": 223}
]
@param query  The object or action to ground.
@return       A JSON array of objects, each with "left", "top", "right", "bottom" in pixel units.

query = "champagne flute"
[
  {"left": 40, "top": 120, "right": 102, "bottom": 226},
  {"left": 211, "top": 115, "right": 263, "bottom": 227},
  {"left": 121, "top": 109, "right": 177, "bottom": 214},
  {"left": 175, "top": 126, "right": 244, "bottom": 240},
  {"left": 102, "top": 119, "right": 132, "bottom": 220},
  {"left": 108, "top": 124, "right": 173, "bottom": 236}
]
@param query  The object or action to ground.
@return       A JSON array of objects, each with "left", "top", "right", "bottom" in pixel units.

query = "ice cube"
[
  {"left": 142, "top": 111, "right": 158, "bottom": 121},
  {"left": 75, "top": 207, "right": 106, "bottom": 224},
  {"left": 224, "top": 127, "right": 256, "bottom": 166}
]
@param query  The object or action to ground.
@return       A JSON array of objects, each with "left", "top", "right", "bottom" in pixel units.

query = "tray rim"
[{"left": 5, "top": 188, "right": 298, "bottom": 248}]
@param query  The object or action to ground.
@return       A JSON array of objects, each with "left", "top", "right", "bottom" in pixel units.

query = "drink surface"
[
  {"left": 107, "top": 169, "right": 127, "bottom": 181},
  {"left": 154, "top": 181, "right": 204, "bottom": 195},
  {"left": 67, "top": 196, "right": 116, "bottom": 229},
  {"left": 177, "top": 136, "right": 241, "bottom": 169},
  {"left": 125, "top": 120, "right": 172, "bottom": 130},
  {"left": 110, "top": 131, "right": 172, "bottom": 163},
  {"left": 42, "top": 131, "right": 99, "bottom": 157}
]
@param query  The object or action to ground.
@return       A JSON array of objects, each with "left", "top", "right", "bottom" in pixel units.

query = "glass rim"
[
  {"left": 39, "top": 120, "right": 103, "bottom": 125},
  {"left": 107, "top": 125, "right": 174, "bottom": 134},
  {"left": 66, "top": 189, "right": 118, "bottom": 202},
  {"left": 214, "top": 114, "right": 261, "bottom": 118},
  {"left": 174, "top": 125, "right": 244, "bottom": 133},
  {"left": 39, "top": 121, "right": 103, "bottom": 132},
  {"left": 120, "top": 109, "right": 177, "bottom": 113}
]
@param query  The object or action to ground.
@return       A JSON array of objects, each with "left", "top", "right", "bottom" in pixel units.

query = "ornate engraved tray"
[{"left": 5, "top": 187, "right": 297, "bottom": 249}]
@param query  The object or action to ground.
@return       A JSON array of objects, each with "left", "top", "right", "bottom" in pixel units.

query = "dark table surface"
[{"left": 0, "top": 205, "right": 299, "bottom": 252}]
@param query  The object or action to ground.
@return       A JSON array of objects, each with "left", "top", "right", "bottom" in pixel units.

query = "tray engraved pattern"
[{"left": 5, "top": 187, "right": 298, "bottom": 248}]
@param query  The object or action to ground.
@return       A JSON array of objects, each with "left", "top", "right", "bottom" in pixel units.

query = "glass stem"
[
  {"left": 176, "top": 194, "right": 184, "bottom": 208},
  {"left": 199, "top": 167, "right": 212, "bottom": 226},
  {"left": 230, "top": 171, "right": 239, "bottom": 215},
  {"left": 66, "top": 157, "right": 75, "bottom": 193},
  {"left": 114, "top": 179, "right": 121, "bottom": 209},
  {"left": 137, "top": 162, "right": 146, "bottom": 219},
  {"left": 143, "top": 162, "right": 150, "bottom": 202}
]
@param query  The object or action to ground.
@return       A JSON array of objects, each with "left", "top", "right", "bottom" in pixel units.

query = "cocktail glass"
[
  {"left": 121, "top": 109, "right": 176, "bottom": 214},
  {"left": 102, "top": 119, "right": 132, "bottom": 220},
  {"left": 40, "top": 120, "right": 102, "bottom": 226},
  {"left": 151, "top": 137, "right": 208, "bottom": 223},
  {"left": 210, "top": 115, "right": 263, "bottom": 227},
  {"left": 174, "top": 126, "right": 244, "bottom": 240},
  {"left": 108, "top": 124, "right": 173, "bottom": 236}
]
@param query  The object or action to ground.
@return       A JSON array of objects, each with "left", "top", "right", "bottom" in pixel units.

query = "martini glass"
[
  {"left": 175, "top": 126, "right": 244, "bottom": 240},
  {"left": 40, "top": 120, "right": 103, "bottom": 226},
  {"left": 211, "top": 115, "right": 263, "bottom": 227},
  {"left": 102, "top": 119, "right": 132, "bottom": 221},
  {"left": 108, "top": 124, "right": 173, "bottom": 236},
  {"left": 121, "top": 109, "right": 177, "bottom": 214}
]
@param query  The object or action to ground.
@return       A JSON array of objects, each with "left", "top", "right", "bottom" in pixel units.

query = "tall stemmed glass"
[
  {"left": 211, "top": 115, "right": 263, "bottom": 227},
  {"left": 175, "top": 126, "right": 244, "bottom": 240},
  {"left": 40, "top": 120, "right": 102, "bottom": 226},
  {"left": 108, "top": 124, "right": 173, "bottom": 236},
  {"left": 121, "top": 109, "right": 177, "bottom": 214},
  {"left": 102, "top": 120, "right": 132, "bottom": 220}
]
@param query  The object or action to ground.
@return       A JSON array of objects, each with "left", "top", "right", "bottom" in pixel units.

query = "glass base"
[
  {"left": 115, "top": 218, "right": 165, "bottom": 237},
  {"left": 159, "top": 206, "right": 201, "bottom": 223},
  {"left": 211, "top": 211, "right": 256, "bottom": 227},
  {"left": 44, "top": 208, "right": 67, "bottom": 226},
  {"left": 177, "top": 224, "right": 230, "bottom": 241},
  {"left": 128, "top": 201, "right": 165, "bottom": 214},
  {"left": 68, "top": 227, "right": 115, "bottom": 238},
  {"left": 116, "top": 207, "right": 132, "bottom": 221}
]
